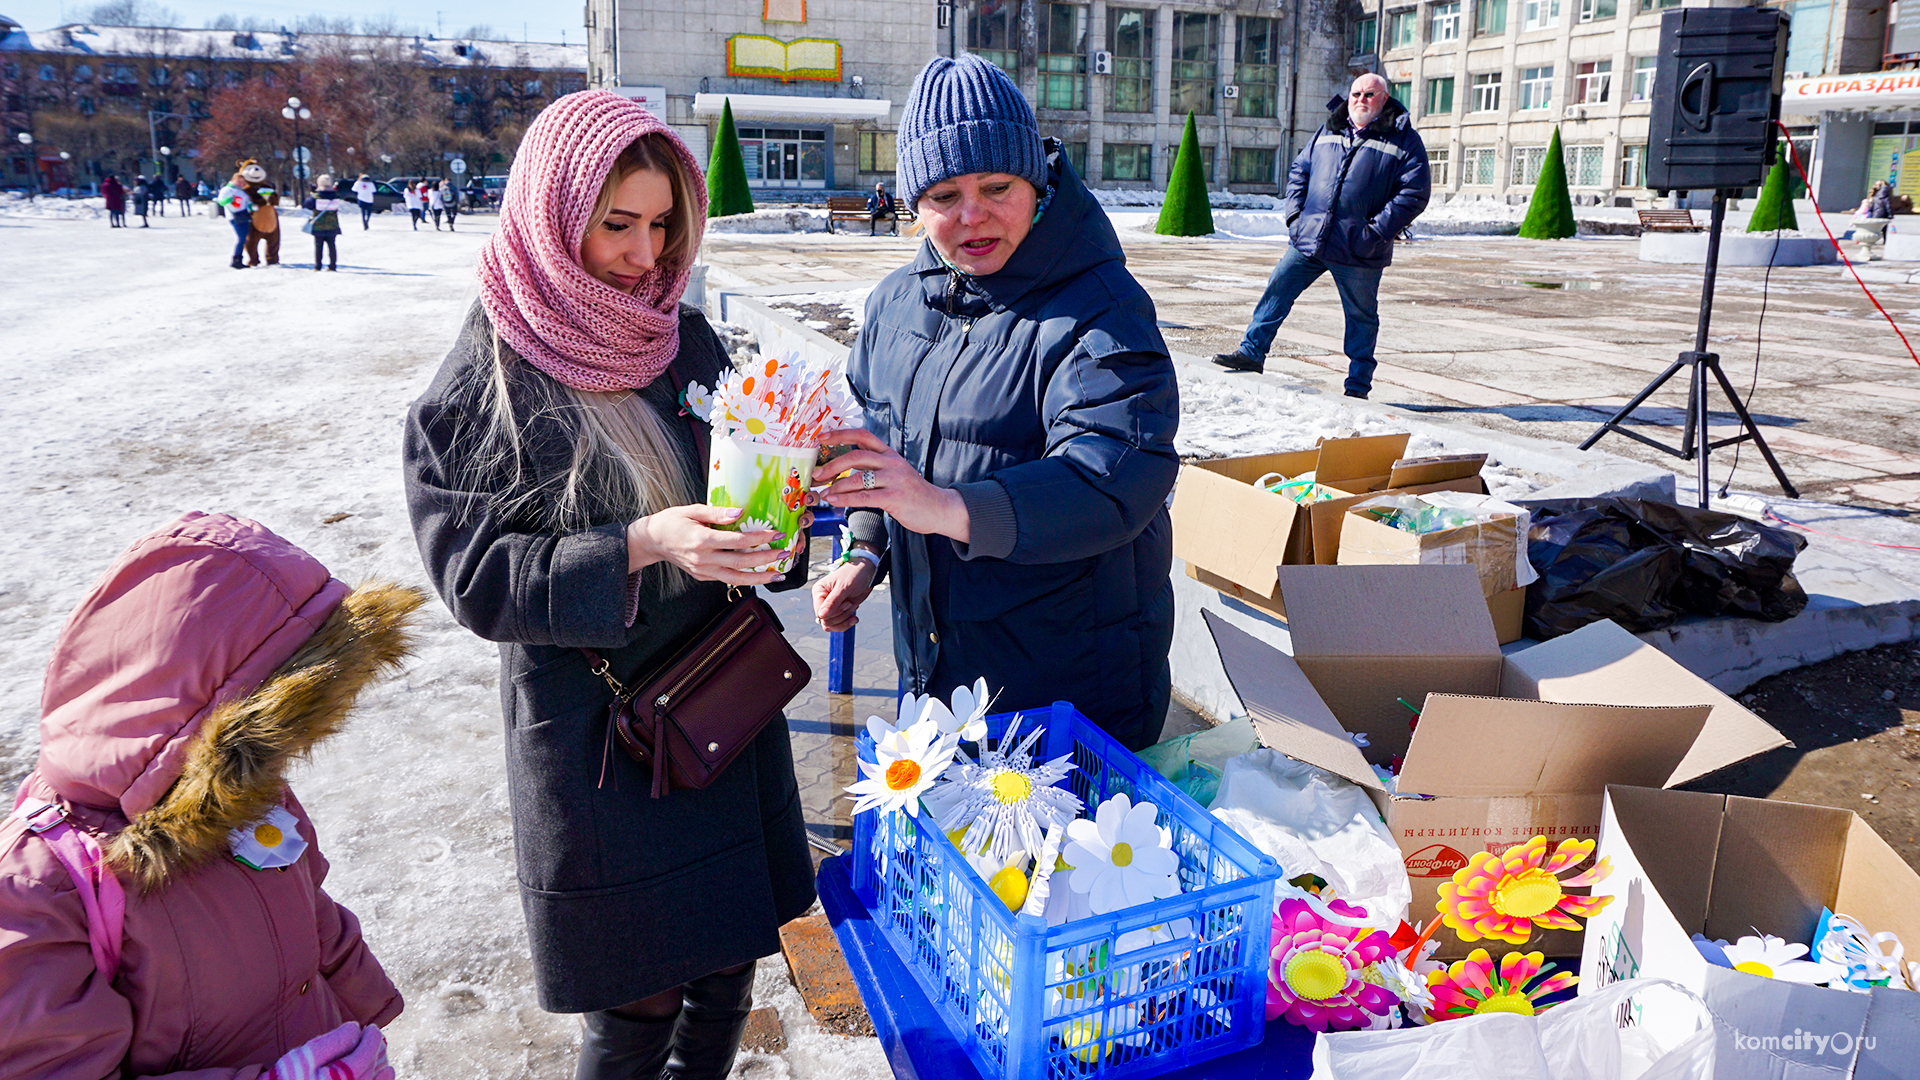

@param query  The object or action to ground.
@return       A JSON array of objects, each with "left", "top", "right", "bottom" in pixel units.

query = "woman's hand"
[
  {"left": 817, "top": 428, "right": 971, "bottom": 543},
  {"left": 812, "top": 558, "right": 877, "bottom": 632},
  {"left": 627, "top": 505, "right": 791, "bottom": 586}
]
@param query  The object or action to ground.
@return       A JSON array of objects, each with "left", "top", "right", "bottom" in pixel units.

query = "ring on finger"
[{"left": 860, "top": 469, "right": 876, "bottom": 491}]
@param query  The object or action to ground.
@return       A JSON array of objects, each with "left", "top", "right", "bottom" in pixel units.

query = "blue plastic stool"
[{"left": 808, "top": 506, "right": 855, "bottom": 694}]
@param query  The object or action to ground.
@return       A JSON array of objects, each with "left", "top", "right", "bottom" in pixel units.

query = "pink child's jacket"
[{"left": 0, "top": 513, "right": 421, "bottom": 1079}]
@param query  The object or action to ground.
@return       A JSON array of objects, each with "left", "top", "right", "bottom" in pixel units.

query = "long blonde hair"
[{"left": 456, "top": 138, "right": 706, "bottom": 589}]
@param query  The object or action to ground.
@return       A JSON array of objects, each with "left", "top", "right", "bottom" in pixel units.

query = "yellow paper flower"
[{"left": 1435, "top": 836, "right": 1612, "bottom": 945}]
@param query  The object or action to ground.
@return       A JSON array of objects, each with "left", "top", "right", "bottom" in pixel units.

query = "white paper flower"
[
  {"left": 735, "top": 516, "right": 777, "bottom": 552},
  {"left": 903, "top": 677, "right": 991, "bottom": 745},
  {"left": 1044, "top": 865, "right": 1095, "bottom": 926},
  {"left": 936, "top": 713, "right": 1081, "bottom": 863},
  {"left": 682, "top": 380, "right": 713, "bottom": 421},
  {"left": 724, "top": 393, "right": 784, "bottom": 443},
  {"left": 845, "top": 715, "right": 959, "bottom": 819},
  {"left": 1711, "top": 934, "right": 1845, "bottom": 984},
  {"left": 1064, "top": 792, "right": 1181, "bottom": 915}
]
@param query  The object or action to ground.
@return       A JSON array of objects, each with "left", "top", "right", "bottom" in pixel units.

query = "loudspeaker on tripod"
[{"left": 1647, "top": 6, "right": 1790, "bottom": 195}]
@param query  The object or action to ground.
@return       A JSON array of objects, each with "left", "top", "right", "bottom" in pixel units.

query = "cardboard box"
[
  {"left": 1336, "top": 504, "right": 1521, "bottom": 598},
  {"left": 1203, "top": 564, "right": 1789, "bottom": 958},
  {"left": 1581, "top": 785, "right": 1920, "bottom": 1079}
]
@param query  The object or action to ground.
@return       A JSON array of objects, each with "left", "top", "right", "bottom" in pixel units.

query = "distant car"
[
  {"left": 468, "top": 174, "right": 508, "bottom": 210},
  {"left": 362, "top": 180, "right": 404, "bottom": 213}
]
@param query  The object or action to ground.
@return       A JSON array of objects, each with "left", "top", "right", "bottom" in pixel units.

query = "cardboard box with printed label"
[
  {"left": 1581, "top": 785, "right": 1920, "bottom": 1080},
  {"left": 1170, "top": 434, "right": 1509, "bottom": 632},
  {"left": 1336, "top": 503, "right": 1522, "bottom": 599},
  {"left": 1203, "top": 564, "right": 1788, "bottom": 958}
]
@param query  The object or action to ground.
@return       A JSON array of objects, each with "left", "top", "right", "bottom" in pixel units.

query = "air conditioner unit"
[
  {"left": 1786, "top": 70, "right": 1809, "bottom": 79},
  {"left": 1093, "top": 50, "right": 1113, "bottom": 75},
  {"left": 1223, "top": 84, "right": 1240, "bottom": 98},
  {"left": 1563, "top": 105, "right": 1585, "bottom": 119}
]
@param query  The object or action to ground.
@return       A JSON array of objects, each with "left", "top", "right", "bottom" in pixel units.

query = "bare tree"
[
  {"left": 457, "top": 25, "right": 498, "bottom": 40},
  {"left": 86, "top": 0, "right": 180, "bottom": 26}
]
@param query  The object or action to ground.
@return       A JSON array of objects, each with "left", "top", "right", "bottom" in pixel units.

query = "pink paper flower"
[{"left": 1265, "top": 897, "right": 1400, "bottom": 1032}]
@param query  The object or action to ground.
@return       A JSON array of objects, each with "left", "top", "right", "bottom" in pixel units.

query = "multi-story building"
[
  {"left": 1, "top": 17, "right": 585, "bottom": 191},
  {"left": 1368, "top": 0, "right": 1889, "bottom": 206},
  {"left": 589, "top": 0, "right": 1366, "bottom": 196}
]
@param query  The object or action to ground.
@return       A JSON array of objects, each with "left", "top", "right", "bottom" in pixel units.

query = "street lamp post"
[
  {"left": 58, "top": 150, "right": 71, "bottom": 196},
  {"left": 281, "top": 96, "right": 312, "bottom": 204},
  {"left": 17, "top": 132, "right": 36, "bottom": 201},
  {"left": 159, "top": 145, "right": 172, "bottom": 183}
]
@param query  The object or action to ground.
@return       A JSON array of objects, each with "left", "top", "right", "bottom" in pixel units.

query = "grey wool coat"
[{"left": 402, "top": 303, "right": 816, "bottom": 1014}]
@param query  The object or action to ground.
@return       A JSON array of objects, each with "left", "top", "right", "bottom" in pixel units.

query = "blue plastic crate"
[{"left": 850, "top": 702, "right": 1282, "bottom": 1080}]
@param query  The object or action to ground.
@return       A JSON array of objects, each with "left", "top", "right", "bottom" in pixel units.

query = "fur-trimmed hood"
[{"left": 33, "top": 512, "right": 421, "bottom": 890}]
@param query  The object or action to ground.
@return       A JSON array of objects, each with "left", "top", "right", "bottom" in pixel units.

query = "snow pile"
[
  {"left": 1089, "top": 187, "right": 1284, "bottom": 211},
  {"left": 707, "top": 208, "right": 829, "bottom": 234},
  {"left": 0, "top": 192, "right": 107, "bottom": 220},
  {"left": 1211, "top": 210, "right": 1290, "bottom": 239},
  {"left": 763, "top": 287, "right": 873, "bottom": 334}
]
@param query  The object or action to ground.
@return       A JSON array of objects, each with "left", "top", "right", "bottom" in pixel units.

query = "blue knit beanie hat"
[{"left": 896, "top": 55, "right": 1049, "bottom": 208}]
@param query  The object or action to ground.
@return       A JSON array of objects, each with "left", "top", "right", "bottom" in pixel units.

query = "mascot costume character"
[{"left": 215, "top": 160, "right": 279, "bottom": 268}]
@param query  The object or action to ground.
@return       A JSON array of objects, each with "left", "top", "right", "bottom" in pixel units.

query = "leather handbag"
[{"left": 583, "top": 590, "right": 810, "bottom": 798}]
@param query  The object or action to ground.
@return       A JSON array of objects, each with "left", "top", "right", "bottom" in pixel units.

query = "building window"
[
  {"left": 1630, "top": 56, "right": 1656, "bottom": 102},
  {"left": 1574, "top": 60, "right": 1611, "bottom": 104},
  {"left": 73, "top": 63, "right": 92, "bottom": 82},
  {"left": 1426, "top": 75, "right": 1455, "bottom": 115},
  {"left": 1428, "top": 147, "right": 1451, "bottom": 185},
  {"left": 1354, "top": 16, "right": 1378, "bottom": 55},
  {"left": 1061, "top": 140, "right": 1088, "bottom": 176},
  {"left": 1577, "top": 0, "right": 1616, "bottom": 21},
  {"left": 1465, "top": 146, "right": 1497, "bottom": 184},
  {"left": 183, "top": 68, "right": 205, "bottom": 87},
  {"left": 1637, "top": 0, "right": 1682, "bottom": 10},
  {"left": 150, "top": 65, "right": 169, "bottom": 86},
  {"left": 225, "top": 69, "right": 244, "bottom": 88},
  {"left": 858, "top": 130, "right": 896, "bottom": 172},
  {"left": 1431, "top": 2, "right": 1461, "bottom": 41},
  {"left": 1475, "top": 0, "right": 1508, "bottom": 36},
  {"left": 1388, "top": 9, "right": 1420, "bottom": 49},
  {"left": 1166, "top": 141, "right": 1213, "bottom": 181},
  {"left": 1170, "top": 12, "right": 1219, "bottom": 116},
  {"left": 966, "top": 0, "right": 1019, "bottom": 76},
  {"left": 38, "top": 64, "right": 55, "bottom": 81},
  {"left": 78, "top": 95, "right": 96, "bottom": 115},
  {"left": 1108, "top": 8, "right": 1154, "bottom": 113},
  {"left": 1519, "top": 65, "right": 1553, "bottom": 110},
  {"left": 1620, "top": 142, "right": 1648, "bottom": 187},
  {"left": 1567, "top": 144, "right": 1604, "bottom": 186},
  {"left": 1104, "top": 141, "right": 1153, "bottom": 181},
  {"left": 1522, "top": 0, "right": 1560, "bottom": 31},
  {"left": 1038, "top": 3, "right": 1088, "bottom": 110},
  {"left": 1230, "top": 145, "right": 1276, "bottom": 184},
  {"left": 1470, "top": 71, "right": 1502, "bottom": 112},
  {"left": 188, "top": 98, "right": 210, "bottom": 118},
  {"left": 1234, "top": 16, "right": 1280, "bottom": 119},
  {"left": 735, "top": 126, "right": 830, "bottom": 187},
  {"left": 1512, "top": 145, "right": 1547, "bottom": 185},
  {"left": 1390, "top": 80, "right": 1412, "bottom": 107},
  {"left": 2, "top": 62, "right": 16, "bottom": 79},
  {"left": 526, "top": 79, "right": 543, "bottom": 94}
]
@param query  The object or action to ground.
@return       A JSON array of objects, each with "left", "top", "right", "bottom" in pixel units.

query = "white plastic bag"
[
  {"left": 1207, "top": 749, "right": 1411, "bottom": 930},
  {"left": 1310, "top": 978, "right": 1715, "bottom": 1080}
]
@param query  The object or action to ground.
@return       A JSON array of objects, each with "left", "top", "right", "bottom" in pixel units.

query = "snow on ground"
[{"left": 0, "top": 206, "right": 892, "bottom": 1080}]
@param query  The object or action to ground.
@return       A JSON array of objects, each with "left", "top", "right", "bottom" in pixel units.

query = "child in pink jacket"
[{"left": 0, "top": 512, "right": 422, "bottom": 1079}]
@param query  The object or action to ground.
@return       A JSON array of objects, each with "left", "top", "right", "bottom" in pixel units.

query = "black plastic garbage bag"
[{"left": 1518, "top": 498, "right": 1808, "bottom": 640}]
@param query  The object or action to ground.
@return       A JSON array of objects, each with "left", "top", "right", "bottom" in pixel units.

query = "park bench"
[
  {"left": 827, "top": 196, "right": 910, "bottom": 234},
  {"left": 1637, "top": 208, "right": 1701, "bottom": 233}
]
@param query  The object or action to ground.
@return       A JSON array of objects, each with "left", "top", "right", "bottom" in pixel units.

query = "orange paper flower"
[
  {"left": 1435, "top": 836, "right": 1612, "bottom": 945},
  {"left": 1427, "top": 948, "right": 1577, "bottom": 1021}
]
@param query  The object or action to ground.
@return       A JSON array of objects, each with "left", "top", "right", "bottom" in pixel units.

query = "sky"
[{"left": 5, "top": 0, "right": 581, "bottom": 44}]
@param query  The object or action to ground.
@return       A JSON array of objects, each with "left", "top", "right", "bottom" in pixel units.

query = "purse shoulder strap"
[{"left": 10, "top": 798, "right": 125, "bottom": 981}]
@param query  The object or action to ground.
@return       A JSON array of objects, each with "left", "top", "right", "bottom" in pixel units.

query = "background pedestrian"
[
  {"left": 352, "top": 173, "right": 378, "bottom": 229},
  {"left": 305, "top": 173, "right": 345, "bottom": 271},
  {"left": 100, "top": 174, "right": 126, "bottom": 227}
]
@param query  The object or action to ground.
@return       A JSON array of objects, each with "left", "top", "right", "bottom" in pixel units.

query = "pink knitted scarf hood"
[{"left": 478, "top": 90, "right": 708, "bottom": 391}]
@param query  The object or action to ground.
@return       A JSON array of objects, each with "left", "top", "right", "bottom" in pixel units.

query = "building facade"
[
  {"left": 1368, "top": 0, "right": 1890, "bottom": 206},
  {"left": 1, "top": 18, "right": 584, "bottom": 191},
  {"left": 591, "top": 0, "right": 1366, "bottom": 196}
]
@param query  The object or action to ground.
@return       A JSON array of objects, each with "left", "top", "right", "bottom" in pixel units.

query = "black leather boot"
[
  {"left": 664, "top": 962, "right": 756, "bottom": 1080},
  {"left": 575, "top": 1005, "right": 680, "bottom": 1080}
]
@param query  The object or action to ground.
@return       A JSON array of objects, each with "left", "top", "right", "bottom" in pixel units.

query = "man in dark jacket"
[{"left": 1213, "top": 73, "right": 1431, "bottom": 399}]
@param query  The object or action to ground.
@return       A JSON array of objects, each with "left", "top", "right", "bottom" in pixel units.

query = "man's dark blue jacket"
[{"left": 1286, "top": 93, "right": 1431, "bottom": 268}]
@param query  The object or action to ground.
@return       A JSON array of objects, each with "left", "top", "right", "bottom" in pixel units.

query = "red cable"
[
  {"left": 1772, "top": 121, "right": 1920, "bottom": 369},
  {"left": 1766, "top": 508, "right": 1920, "bottom": 550}
]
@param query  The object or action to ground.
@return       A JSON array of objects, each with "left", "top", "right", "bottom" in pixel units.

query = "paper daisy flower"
[
  {"left": 939, "top": 714, "right": 1081, "bottom": 863},
  {"left": 1435, "top": 836, "right": 1613, "bottom": 945},
  {"left": 725, "top": 394, "right": 784, "bottom": 443},
  {"left": 1706, "top": 934, "right": 1844, "bottom": 985},
  {"left": 1265, "top": 897, "right": 1400, "bottom": 1032},
  {"left": 1426, "top": 949, "right": 1577, "bottom": 1021},
  {"left": 903, "top": 676, "right": 992, "bottom": 745},
  {"left": 845, "top": 715, "right": 958, "bottom": 819},
  {"left": 1064, "top": 791, "right": 1180, "bottom": 916}
]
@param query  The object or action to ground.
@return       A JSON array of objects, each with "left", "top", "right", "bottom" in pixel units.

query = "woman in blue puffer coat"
[{"left": 813, "top": 56, "right": 1179, "bottom": 751}]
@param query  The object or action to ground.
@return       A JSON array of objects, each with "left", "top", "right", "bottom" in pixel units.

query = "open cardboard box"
[
  {"left": 1581, "top": 785, "right": 1920, "bottom": 1079},
  {"left": 1203, "top": 564, "right": 1789, "bottom": 958},
  {"left": 1336, "top": 503, "right": 1522, "bottom": 599},
  {"left": 1170, "top": 434, "right": 1514, "bottom": 634}
]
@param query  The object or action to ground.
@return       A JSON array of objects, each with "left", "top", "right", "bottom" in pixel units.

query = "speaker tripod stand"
[{"left": 1579, "top": 189, "right": 1799, "bottom": 508}]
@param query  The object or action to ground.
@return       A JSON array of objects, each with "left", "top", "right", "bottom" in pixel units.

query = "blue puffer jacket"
[
  {"left": 1286, "top": 94, "right": 1432, "bottom": 268},
  {"left": 845, "top": 145, "right": 1180, "bottom": 751}
]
